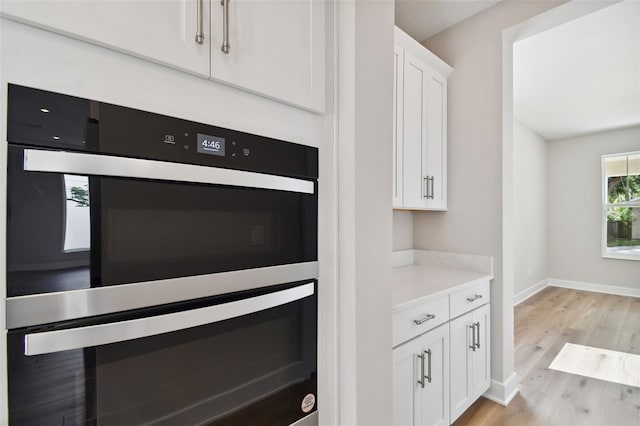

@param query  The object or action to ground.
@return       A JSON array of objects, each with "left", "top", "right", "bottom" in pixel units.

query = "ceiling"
[
  {"left": 514, "top": 0, "right": 640, "bottom": 140},
  {"left": 395, "top": 0, "right": 503, "bottom": 43},
  {"left": 395, "top": 1, "right": 640, "bottom": 142}
]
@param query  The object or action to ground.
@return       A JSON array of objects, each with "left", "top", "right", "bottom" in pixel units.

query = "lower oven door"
[{"left": 7, "top": 282, "right": 317, "bottom": 426}]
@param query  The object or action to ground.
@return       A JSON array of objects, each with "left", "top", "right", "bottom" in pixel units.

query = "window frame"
[{"left": 601, "top": 151, "right": 640, "bottom": 261}]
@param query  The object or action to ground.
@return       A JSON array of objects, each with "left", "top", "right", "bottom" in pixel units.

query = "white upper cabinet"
[
  {"left": 393, "top": 44, "right": 404, "bottom": 208},
  {"left": 0, "top": 0, "right": 211, "bottom": 78},
  {"left": 209, "top": 0, "right": 325, "bottom": 112},
  {"left": 0, "top": 0, "right": 325, "bottom": 112},
  {"left": 393, "top": 26, "right": 451, "bottom": 210},
  {"left": 402, "top": 49, "right": 428, "bottom": 209}
]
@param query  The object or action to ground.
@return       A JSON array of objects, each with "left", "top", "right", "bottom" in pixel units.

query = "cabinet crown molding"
[{"left": 395, "top": 26, "right": 452, "bottom": 77}]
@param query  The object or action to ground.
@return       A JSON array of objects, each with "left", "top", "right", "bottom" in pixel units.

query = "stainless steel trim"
[
  {"left": 290, "top": 411, "right": 318, "bottom": 426},
  {"left": 425, "top": 349, "right": 432, "bottom": 383},
  {"left": 221, "top": 0, "right": 230, "bottom": 53},
  {"left": 417, "top": 352, "right": 425, "bottom": 388},
  {"left": 195, "top": 0, "right": 205, "bottom": 44},
  {"left": 23, "top": 149, "right": 315, "bottom": 194},
  {"left": 24, "top": 282, "right": 314, "bottom": 356},
  {"left": 466, "top": 294, "right": 483, "bottom": 303},
  {"left": 6, "top": 261, "right": 318, "bottom": 328},
  {"left": 413, "top": 313, "right": 436, "bottom": 325},
  {"left": 469, "top": 324, "right": 476, "bottom": 351},
  {"left": 475, "top": 321, "right": 481, "bottom": 349}
]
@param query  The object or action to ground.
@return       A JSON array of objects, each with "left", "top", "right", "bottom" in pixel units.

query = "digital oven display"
[{"left": 197, "top": 133, "right": 225, "bottom": 157}]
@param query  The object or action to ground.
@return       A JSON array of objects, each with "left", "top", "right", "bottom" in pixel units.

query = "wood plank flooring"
[{"left": 452, "top": 286, "right": 640, "bottom": 426}]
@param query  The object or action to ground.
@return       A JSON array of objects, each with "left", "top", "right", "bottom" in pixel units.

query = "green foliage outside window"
[{"left": 606, "top": 175, "right": 640, "bottom": 222}]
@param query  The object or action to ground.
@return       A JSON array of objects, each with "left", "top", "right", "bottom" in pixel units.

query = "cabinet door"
[
  {"left": 209, "top": 0, "right": 325, "bottom": 112},
  {"left": 393, "top": 45, "right": 404, "bottom": 208},
  {"left": 416, "top": 324, "right": 450, "bottom": 426},
  {"left": 425, "top": 71, "right": 447, "bottom": 210},
  {"left": 0, "top": 0, "right": 210, "bottom": 77},
  {"left": 393, "top": 337, "right": 421, "bottom": 426},
  {"left": 393, "top": 324, "right": 450, "bottom": 426},
  {"left": 471, "top": 304, "right": 491, "bottom": 399},
  {"left": 449, "top": 311, "right": 473, "bottom": 422},
  {"left": 402, "top": 51, "right": 428, "bottom": 209}
]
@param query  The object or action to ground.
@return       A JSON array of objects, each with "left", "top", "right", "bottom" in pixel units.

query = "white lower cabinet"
[
  {"left": 393, "top": 279, "right": 491, "bottom": 425},
  {"left": 393, "top": 323, "right": 449, "bottom": 426},
  {"left": 449, "top": 303, "right": 491, "bottom": 422}
]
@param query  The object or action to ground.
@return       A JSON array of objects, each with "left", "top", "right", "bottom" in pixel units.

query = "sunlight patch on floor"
[{"left": 549, "top": 343, "right": 640, "bottom": 388}]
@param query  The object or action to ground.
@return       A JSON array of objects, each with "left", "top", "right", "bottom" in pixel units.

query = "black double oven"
[{"left": 4, "top": 85, "right": 319, "bottom": 426}]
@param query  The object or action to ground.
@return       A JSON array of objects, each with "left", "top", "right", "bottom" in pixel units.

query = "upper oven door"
[{"left": 6, "top": 145, "right": 317, "bottom": 327}]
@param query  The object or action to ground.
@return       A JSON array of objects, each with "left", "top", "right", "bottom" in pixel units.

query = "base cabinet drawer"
[
  {"left": 393, "top": 296, "right": 449, "bottom": 347},
  {"left": 449, "top": 280, "right": 490, "bottom": 319}
]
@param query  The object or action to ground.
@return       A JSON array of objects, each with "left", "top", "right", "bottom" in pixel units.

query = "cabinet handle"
[
  {"left": 469, "top": 323, "right": 476, "bottom": 351},
  {"left": 417, "top": 352, "right": 426, "bottom": 389},
  {"left": 221, "top": 0, "right": 231, "bottom": 54},
  {"left": 423, "top": 176, "right": 428, "bottom": 198},
  {"left": 413, "top": 313, "right": 436, "bottom": 325},
  {"left": 425, "top": 349, "right": 432, "bottom": 384},
  {"left": 466, "top": 294, "right": 483, "bottom": 303},
  {"left": 428, "top": 176, "right": 435, "bottom": 199},
  {"left": 195, "top": 0, "right": 205, "bottom": 44},
  {"left": 475, "top": 321, "right": 481, "bottom": 349}
]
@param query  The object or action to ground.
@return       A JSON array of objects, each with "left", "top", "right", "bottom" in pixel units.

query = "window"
[
  {"left": 63, "top": 174, "right": 90, "bottom": 252},
  {"left": 602, "top": 152, "right": 640, "bottom": 260}
]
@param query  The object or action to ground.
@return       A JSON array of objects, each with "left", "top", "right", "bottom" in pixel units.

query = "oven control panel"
[{"left": 7, "top": 84, "right": 318, "bottom": 180}]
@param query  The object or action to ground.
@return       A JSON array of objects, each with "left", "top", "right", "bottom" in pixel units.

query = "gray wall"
[
  {"left": 513, "top": 119, "right": 548, "bottom": 295},
  {"left": 392, "top": 210, "right": 413, "bottom": 251},
  {"left": 548, "top": 125, "right": 640, "bottom": 288},
  {"left": 418, "top": 0, "right": 566, "bottom": 391}
]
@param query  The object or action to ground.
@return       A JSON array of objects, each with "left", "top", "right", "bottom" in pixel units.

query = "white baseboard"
[
  {"left": 514, "top": 279, "right": 548, "bottom": 306},
  {"left": 483, "top": 372, "right": 519, "bottom": 406},
  {"left": 548, "top": 278, "right": 640, "bottom": 299},
  {"left": 513, "top": 278, "right": 640, "bottom": 306}
]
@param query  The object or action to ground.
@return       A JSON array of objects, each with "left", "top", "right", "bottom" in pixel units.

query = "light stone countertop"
[{"left": 392, "top": 250, "right": 494, "bottom": 312}]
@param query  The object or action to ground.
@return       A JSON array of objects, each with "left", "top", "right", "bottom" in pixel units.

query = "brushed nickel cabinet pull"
[
  {"left": 466, "top": 294, "right": 483, "bottom": 303},
  {"left": 469, "top": 323, "right": 476, "bottom": 351},
  {"left": 425, "top": 349, "right": 432, "bottom": 384},
  {"left": 413, "top": 313, "right": 436, "bottom": 325},
  {"left": 195, "top": 0, "right": 205, "bottom": 44},
  {"left": 221, "top": 0, "right": 231, "bottom": 53},
  {"left": 417, "top": 352, "right": 426, "bottom": 388},
  {"left": 423, "top": 176, "right": 428, "bottom": 198},
  {"left": 475, "top": 321, "right": 481, "bottom": 349},
  {"left": 428, "top": 176, "right": 435, "bottom": 199}
]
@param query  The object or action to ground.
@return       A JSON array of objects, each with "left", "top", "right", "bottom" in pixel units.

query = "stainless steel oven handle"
[
  {"left": 24, "top": 282, "right": 314, "bottom": 356},
  {"left": 7, "top": 262, "right": 318, "bottom": 329},
  {"left": 23, "top": 149, "right": 315, "bottom": 194}
]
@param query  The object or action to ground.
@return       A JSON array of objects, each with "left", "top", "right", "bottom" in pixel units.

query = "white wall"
[
  {"left": 393, "top": 210, "right": 414, "bottom": 251},
  {"left": 513, "top": 119, "right": 548, "bottom": 295},
  {"left": 415, "top": 0, "right": 566, "bottom": 402},
  {"left": 548, "top": 125, "right": 640, "bottom": 288},
  {"left": 336, "top": 0, "right": 394, "bottom": 423}
]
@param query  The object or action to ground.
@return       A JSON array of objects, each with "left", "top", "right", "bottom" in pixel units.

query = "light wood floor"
[{"left": 452, "top": 286, "right": 640, "bottom": 426}]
